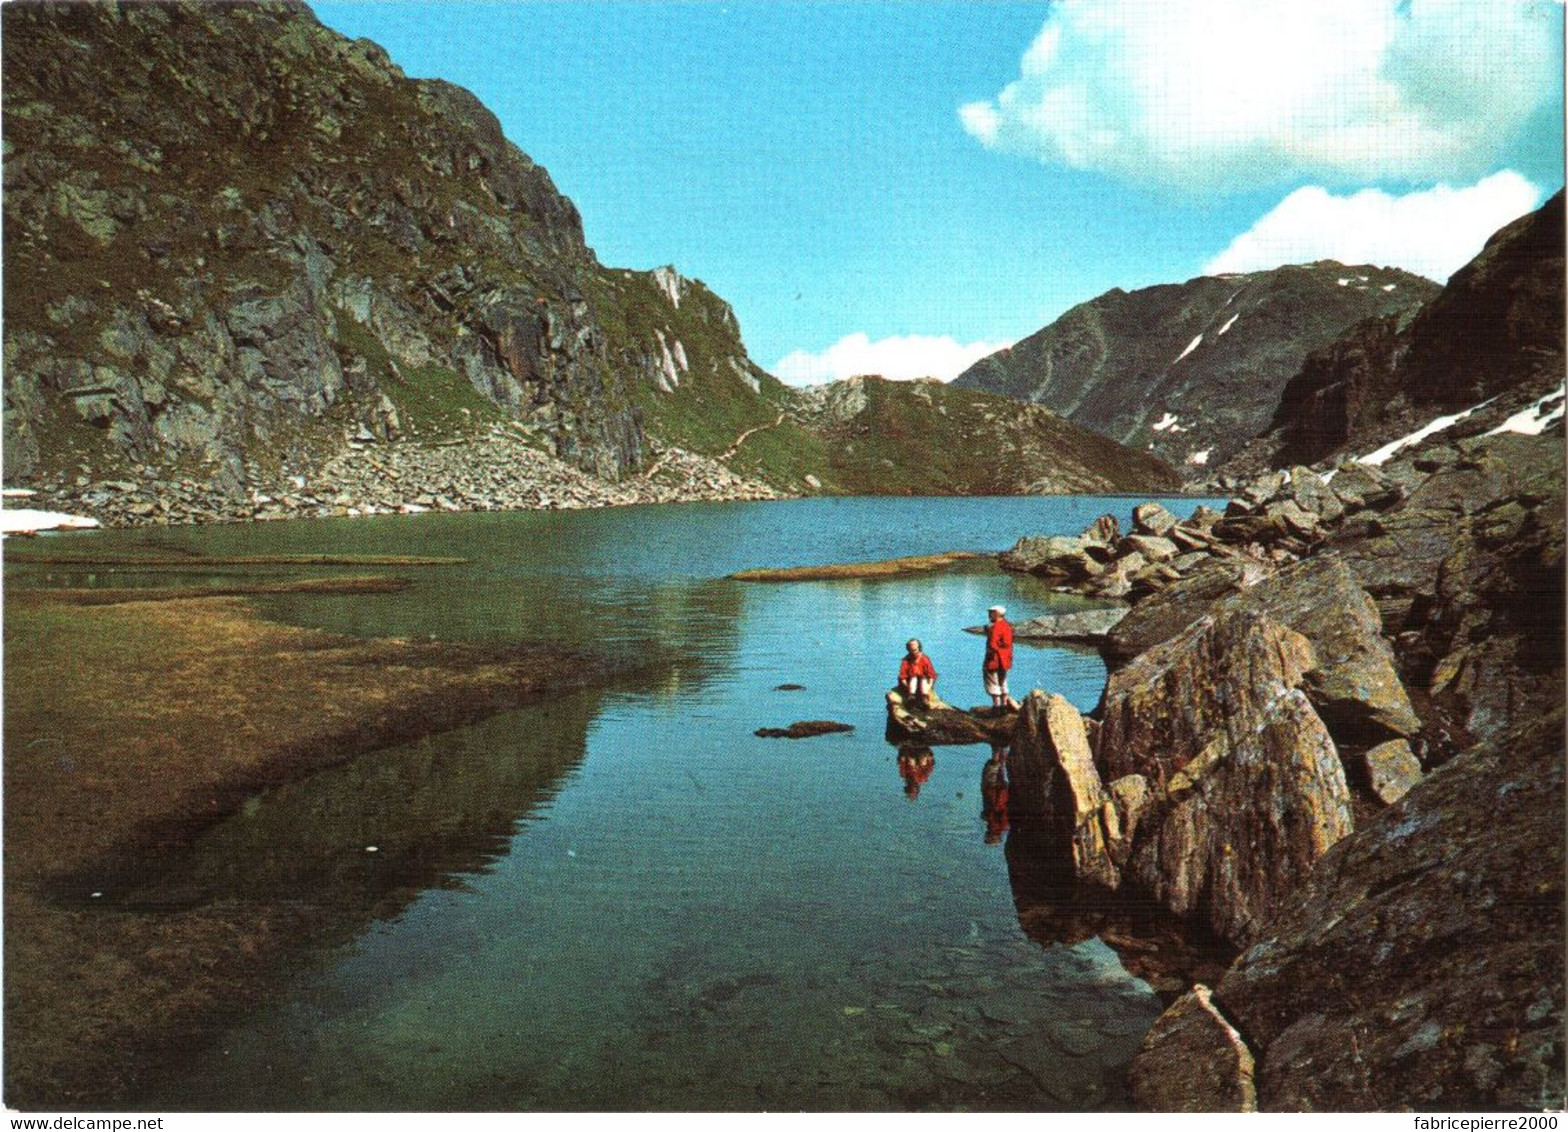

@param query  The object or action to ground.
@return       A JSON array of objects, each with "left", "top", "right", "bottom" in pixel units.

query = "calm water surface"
[{"left": 14, "top": 495, "right": 1219, "bottom": 1110}]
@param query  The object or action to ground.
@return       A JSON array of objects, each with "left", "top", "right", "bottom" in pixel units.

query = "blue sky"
[{"left": 312, "top": 1, "right": 1564, "bottom": 384}]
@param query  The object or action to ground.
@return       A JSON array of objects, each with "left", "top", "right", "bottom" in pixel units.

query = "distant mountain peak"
[{"left": 952, "top": 262, "right": 1440, "bottom": 479}]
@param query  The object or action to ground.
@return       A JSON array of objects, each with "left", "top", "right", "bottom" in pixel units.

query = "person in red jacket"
[
  {"left": 983, "top": 605, "right": 1018, "bottom": 710},
  {"left": 897, "top": 638, "right": 937, "bottom": 710}
]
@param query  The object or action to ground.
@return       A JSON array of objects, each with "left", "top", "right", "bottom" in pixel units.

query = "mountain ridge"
[{"left": 953, "top": 262, "right": 1440, "bottom": 477}]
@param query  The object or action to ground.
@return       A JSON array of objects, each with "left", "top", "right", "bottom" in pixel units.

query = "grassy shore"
[{"left": 3, "top": 590, "right": 612, "bottom": 1108}]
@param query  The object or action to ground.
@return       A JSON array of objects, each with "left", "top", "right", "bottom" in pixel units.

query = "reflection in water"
[
  {"left": 102, "top": 693, "right": 600, "bottom": 912},
  {"left": 896, "top": 747, "right": 935, "bottom": 800},
  {"left": 1002, "top": 824, "right": 1235, "bottom": 998},
  {"left": 9, "top": 496, "right": 1229, "bottom": 1111},
  {"left": 980, "top": 746, "right": 1010, "bottom": 845}
]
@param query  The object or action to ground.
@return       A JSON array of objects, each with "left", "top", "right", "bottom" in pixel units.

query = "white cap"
[{"left": 988, "top": 605, "right": 1005, "bottom": 615}]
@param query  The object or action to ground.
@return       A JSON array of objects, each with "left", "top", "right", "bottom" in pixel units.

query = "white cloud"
[
  {"left": 1203, "top": 171, "right": 1545, "bottom": 280},
  {"left": 960, "top": 0, "right": 1563, "bottom": 191},
  {"left": 772, "top": 333, "right": 1012, "bottom": 386}
]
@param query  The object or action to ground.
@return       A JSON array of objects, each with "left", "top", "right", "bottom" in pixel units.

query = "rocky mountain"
[
  {"left": 770, "top": 375, "right": 1180, "bottom": 496},
  {"left": 2, "top": 1, "right": 1179, "bottom": 523},
  {"left": 952, "top": 263, "right": 1439, "bottom": 477},
  {"left": 1263, "top": 190, "right": 1566, "bottom": 469}
]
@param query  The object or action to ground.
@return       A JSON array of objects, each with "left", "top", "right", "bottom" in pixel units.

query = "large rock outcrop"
[
  {"left": 1096, "top": 610, "right": 1356, "bottom": 945},
  {"left": 1201, "top": 711, "right": 1565, "bottom": 1111},
  {"left": 1007, "top": 691, "right": 1120, "bottom": 889}
]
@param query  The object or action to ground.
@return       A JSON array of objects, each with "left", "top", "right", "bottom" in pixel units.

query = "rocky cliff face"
[
  {"left": 0, "top": 1, "right": 773, "bottom": 495},
  {"left": 1264, "top": 192, "right": 1566, "bottom": 469},
  {"left": 953, "top": 264, "right": 1438, "bottom": 477}
]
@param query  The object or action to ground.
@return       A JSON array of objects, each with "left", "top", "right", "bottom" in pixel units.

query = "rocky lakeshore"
[
  {"left": 990, "top": 428, "right": 1565, "bottom": 1110},
  {"left": 11, "top": 426, "right": 785, "bottom": 529}
]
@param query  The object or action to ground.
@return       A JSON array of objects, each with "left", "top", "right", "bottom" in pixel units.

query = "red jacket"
[
  {"left": 985, "top": 618, "right": 1014, "bottom": 671},
  {"left": 899, "top": 653, "right": 937, "bottom": 682}
]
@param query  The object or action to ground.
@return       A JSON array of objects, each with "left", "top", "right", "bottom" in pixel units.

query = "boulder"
[
  {"left": 1263, "top": 498, "right": 1323, "bottom": 540},
  {"left": 1328, "top": 507, "right": 1459, "bottom": 630},
  {"left": 1286, "top": 465, "right": 1345, "bottom": 524},
  {"left": 1007, "top": 691, "right": 1120, "bottom": 888},
  {"left": 1119, "top": 533, "right": 1178, "bottom": 562},
  {"left": 1232, "top": 557, "right": 1421, "bottom": 743},
  {"left": 884, "top": 690, "right": 1014, "bottom": 746},
  {"left": 1128, "top": 985, "right": 1258, "bottom": 1112},
  {"left": 1081, "top": 513, "right": 1120, "bottom": 546},
  {"left": 1132, "top": 502, "right": 1179, "bottom": 536},
  {"left": 1183, "top": 504, "right": 1224, "bottom": 532},
  {"left": 1242, "top": 470, "right": 1288, "bottom": 506},
  {"left": 998, "top": 534, "right": 1102, "bottom": 580},
  {"left": 1088, "top": 551, "right": 1147, "bottom": 599},
  {"left": 1361, "top": 738, "right": 1423, "bottom": 804},
  {"left": 1106, "top": 774, "right": 1152, "bottom": 867},
  {"left": 1207, "top": 712, "right": 1566, "bottom": 1111},
  {"left": 1109, "top": 556, "right": 1418, "bottom": 743},
  {"left": 1211, "top": 513, "right": 1287, "bottom": 545},
  {"left": 1103, "top": 560, "right": 1270, "bottom": 668},
  {"left": 1102, "top": 610, "right": 1356, "bottom": 943},
  {"left": 1328, "top": 461, "right": 1400, "bottom": 512},
  {"left": 1166, "top": 524, "right": 1215, "bottom": 552}
]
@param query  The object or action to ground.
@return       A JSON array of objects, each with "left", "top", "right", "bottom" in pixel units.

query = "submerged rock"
[
  {"left": 754, "top": 720, "right": 854, "bottom": 739},
  {"left": 1128, "top": 985, "right": 1257, "bottom": 1113}
]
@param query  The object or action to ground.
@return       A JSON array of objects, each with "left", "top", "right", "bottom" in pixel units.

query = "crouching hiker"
[{"left": 897, "top": 638, "right": 937, "bottom": 710}]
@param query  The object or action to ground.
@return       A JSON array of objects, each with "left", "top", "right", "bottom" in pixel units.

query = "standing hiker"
[{"left": 983, "top": 605, "right": 1018, "bottom": 710}]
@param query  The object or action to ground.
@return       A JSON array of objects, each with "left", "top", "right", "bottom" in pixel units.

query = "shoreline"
[{"left": 3, "top": 589, "right": 627, "bottom": 1109}]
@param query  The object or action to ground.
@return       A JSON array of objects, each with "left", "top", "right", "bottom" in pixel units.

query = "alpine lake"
[{"left": 9, "top": 493, "right": 1231, "bottom": 1111}]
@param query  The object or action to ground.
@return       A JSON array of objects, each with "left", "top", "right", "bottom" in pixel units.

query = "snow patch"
[
  {"left": 1337, "top": 278, "right": 1351, "bottom": 286},
  {"left": 1173, "top": 334, "right": 1203, "bottom": 364},
  {"left": 1382, "top": 283, "right": 1398, "bottom": 292},
  {"left": 3, "top": 488, "right": 36, "bottom": 498},
  {"left": 1, "top": 508, "right": 100, "bottom": 535},
  {"left": 1486, "top": 383, "right": 1566, "bottom": 437},
  {"left": 1151, "top": 412, "right": 1180, "bottom": 432},
  {"left": 1217, "top": 314, "right": 1239, "bottom": 336},
  {"left": 1357, "top": 396, "right": 1499, "bottom": 466},
  {"left": 1187, "top": 449, "right": 1211, "bottom": 466}
]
